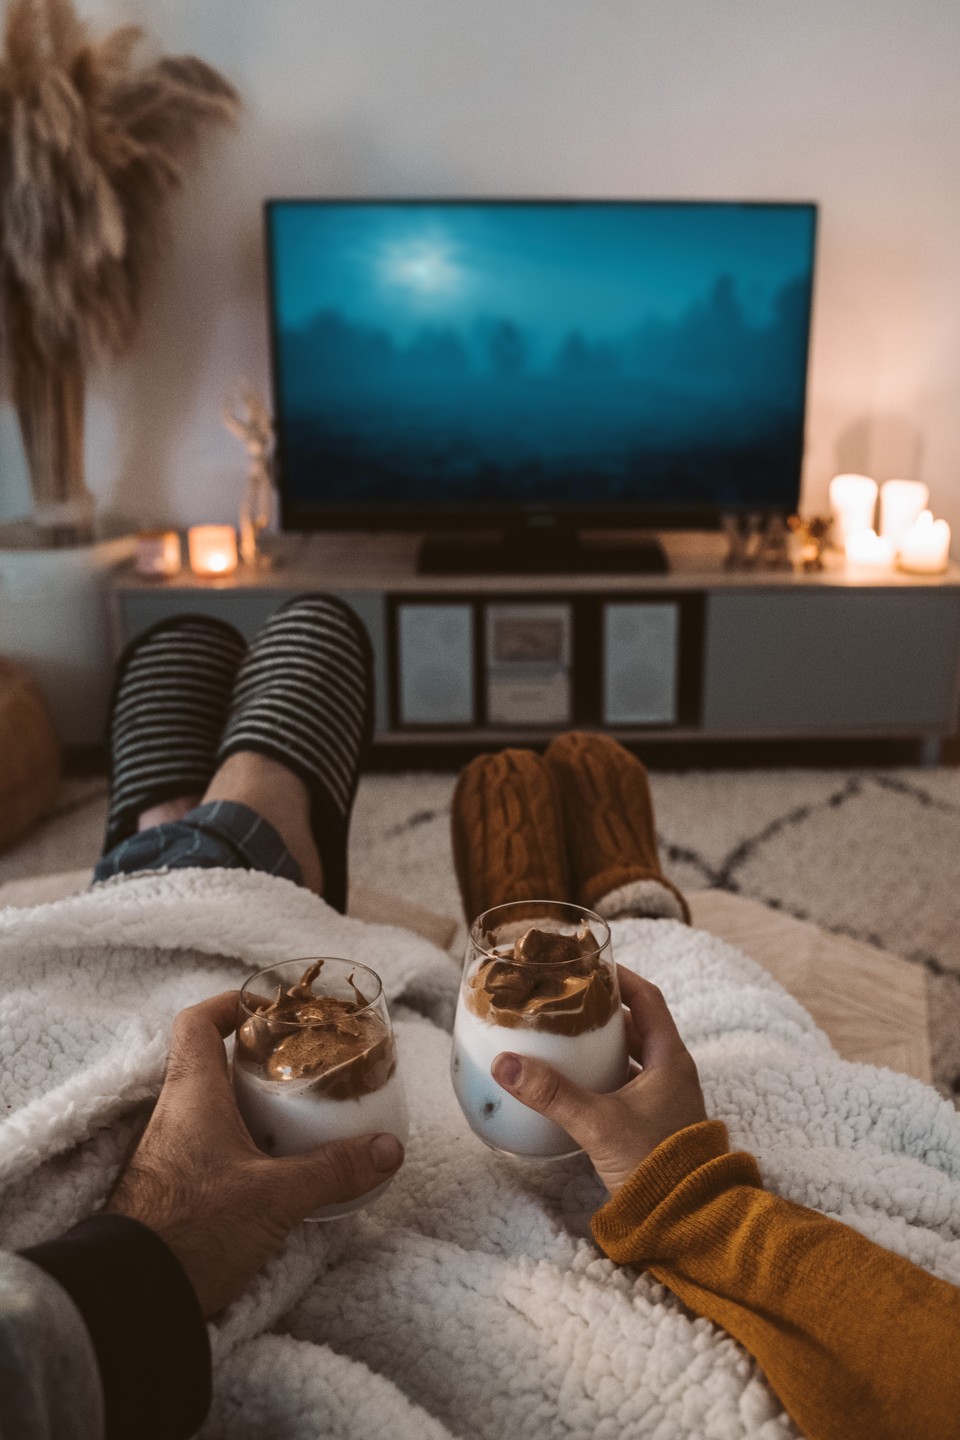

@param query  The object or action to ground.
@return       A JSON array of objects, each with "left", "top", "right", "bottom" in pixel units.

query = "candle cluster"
[
  {"left": 829, "top": 475, "right": 951, "bottom": 574},
  {"left": 132, "top": 526, "right": 242, "bottom": 580}
]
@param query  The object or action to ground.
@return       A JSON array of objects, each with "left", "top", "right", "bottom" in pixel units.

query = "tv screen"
[{"left": 266, "top": 200, "right": 816, "bottom": 527}]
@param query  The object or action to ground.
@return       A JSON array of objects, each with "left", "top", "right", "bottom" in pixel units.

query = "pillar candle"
[
  {"left": 830, "top": 474, "right": 878, "bottom": 549},
  {"left": 879, "top": 479, "right": 929, "bottom": 550},
  {"left": 897, "top": 511, "right": 951, "bottom": 574},
  {"left": 845, "top": 528, "right": 895, "bottom": 570}
]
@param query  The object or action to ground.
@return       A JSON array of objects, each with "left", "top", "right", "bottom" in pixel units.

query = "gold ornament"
[{"left": 787, "top": 515, "right": 831, "bottom": 572}]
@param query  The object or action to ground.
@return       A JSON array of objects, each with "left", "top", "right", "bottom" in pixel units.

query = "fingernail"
[
  {"left": 493, "top": 1053, "right": 522, "bottom": 1087},
  {"left": 369, "top": 1133, "right": 403, "bottom": 1172}
]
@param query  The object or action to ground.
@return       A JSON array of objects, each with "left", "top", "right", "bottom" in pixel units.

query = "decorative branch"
[{"left": 0, "top": 0, "right": 240, "bottom": 527}]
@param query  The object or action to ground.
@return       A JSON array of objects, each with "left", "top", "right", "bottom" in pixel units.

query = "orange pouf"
[{"left": 0, "top": 659, "right": 60, "bottom": 850}]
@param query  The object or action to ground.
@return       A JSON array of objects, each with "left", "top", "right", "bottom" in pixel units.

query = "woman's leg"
[
  {"left": 543, "top": 731, "right": 689, "bottom": 922},
  {"left": 451, "top": 732, "right": 687, "bottom": 923},
  {"left": 451, "top": 748, "right": 571, "bottom": 919}
]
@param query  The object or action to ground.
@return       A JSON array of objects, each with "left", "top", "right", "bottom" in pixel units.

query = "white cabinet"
[
  {"left": 111, "top": 533, "right": 960, "bottom": 754},
  {"left": 702, "top": 591, "right": 960, "bottom": 734}
]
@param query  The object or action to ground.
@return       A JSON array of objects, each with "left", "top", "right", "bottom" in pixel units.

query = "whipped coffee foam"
[{"left": 233, "top": 957, "right": 409, "bottom": 1218}]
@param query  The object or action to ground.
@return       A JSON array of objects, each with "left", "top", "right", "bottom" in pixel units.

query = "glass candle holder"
[
  {"left": 187, "top": 524, "right": 238, "bottom": 578},
  {"left": 135, "top": 529, "right": 181, "bottom": 579},
  {"left": 450, "top": 900, "right": 629, "bottom": 1159},
  {"left": 233, "top": 957, "right": 409, "bottom": 1220}
]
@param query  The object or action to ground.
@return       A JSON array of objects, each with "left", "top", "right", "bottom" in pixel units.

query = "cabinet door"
[
  {"left": 396, "top": 602, "right": 475, "bottom": 726},
  {"left": 702, "top": 590, "right": 960, "bottom": 734},
  {"left": 602, "top": 602, "right": 679, "bottom": 725}
]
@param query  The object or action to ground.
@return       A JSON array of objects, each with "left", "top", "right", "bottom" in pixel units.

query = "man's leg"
[
  {"left": 202, "top": 752, "right": 322, "bottom": 893},
  {"left": 103, "top": 616, "right": 247, "bottom": 854},
  {"left": 94, "top": 753, "right": 322, "bottom": 893},
  {"left": 95, "top": 595, "right": 374, "bottom": 907}
]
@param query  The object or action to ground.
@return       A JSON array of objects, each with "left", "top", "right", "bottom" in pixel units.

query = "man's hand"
[
  {"left": 491, "top": 966, "right": 707, "bottom": 1193},
  {"left": 107, "top": 992, "right": 404, "bottom": 1317}
]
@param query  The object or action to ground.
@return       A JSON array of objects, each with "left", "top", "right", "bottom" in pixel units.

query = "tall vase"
[{"left": 12, "top": 346, "right": 95, "bottom": 547}]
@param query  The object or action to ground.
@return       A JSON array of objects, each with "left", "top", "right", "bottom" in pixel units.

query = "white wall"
[{"left": 3, "top": 0, "right": 960, "bottom": 543}]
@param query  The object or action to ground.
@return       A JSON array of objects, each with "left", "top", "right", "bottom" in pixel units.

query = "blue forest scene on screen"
[{"left": 267, "top": 201, "right": 816, "bottom": 512}]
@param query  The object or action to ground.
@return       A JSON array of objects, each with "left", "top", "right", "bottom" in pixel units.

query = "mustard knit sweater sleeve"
[{"left": 591, "top": 1120, "right": 960, "bottom": 1440}]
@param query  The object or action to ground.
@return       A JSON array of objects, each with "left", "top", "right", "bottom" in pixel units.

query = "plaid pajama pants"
[{"left": 93, "top": 800, "right": 302, "bottom": 886}]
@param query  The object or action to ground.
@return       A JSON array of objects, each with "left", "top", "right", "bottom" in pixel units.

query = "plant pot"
[{"left": 0, "top": 527, "right": 136, "bottom": 745}]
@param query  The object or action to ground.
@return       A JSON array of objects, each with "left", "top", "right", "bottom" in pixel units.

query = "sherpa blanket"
[{"left": 2, "top": 868, "right": 960, "bottom": 1440}]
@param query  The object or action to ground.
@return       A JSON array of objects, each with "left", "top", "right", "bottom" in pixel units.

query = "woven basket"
[{"left": 0, "top": 659, "right": 61, "bottom": 850}]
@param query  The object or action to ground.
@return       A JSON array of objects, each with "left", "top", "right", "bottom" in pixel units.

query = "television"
[{"left": 266, "top": 199, "right": 817, "bottom": 573}]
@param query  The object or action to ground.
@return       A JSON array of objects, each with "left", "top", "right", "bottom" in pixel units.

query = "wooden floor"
[{"left": 689, "top": 889, "right": 932, "bottom": 1084}]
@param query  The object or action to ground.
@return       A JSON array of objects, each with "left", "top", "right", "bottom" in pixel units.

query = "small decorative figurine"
[
  {"left": 787, "top": 514, "right": 831, "bottom": 572},
  {"left": 222, "top": 382, "right": 276, "bottom": 569},
  {"left": 721, "top": 513, "right": 764, "bottom": 569},
  {"left": 721, "top": 513, "right": 791, "bottom": 569},
  {"left": 757, "top": 513, "right": 791, "bottom": 569}
]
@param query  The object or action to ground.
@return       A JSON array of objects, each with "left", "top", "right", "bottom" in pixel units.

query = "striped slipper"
[
  {"left": 104, "top": 616, "right": 247, "bottom": 855},
  {"left": 215, "top": 594, "right": 375, "bottom": 913}
]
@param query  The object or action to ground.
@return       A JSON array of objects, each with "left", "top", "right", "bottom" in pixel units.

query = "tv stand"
[
  {"left": 110, "top": 532, "right": 960, "bottom": 765},
  {"left": 417, "top": 525, "right": 668, "bottom": 576}
]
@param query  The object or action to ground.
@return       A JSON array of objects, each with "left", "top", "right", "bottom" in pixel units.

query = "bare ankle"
[
  {"left": 203, "top": 752, "right": 324, "bottom": 895},
  {"left": 138, "top": 795, "right": 202, "bottom": 831}
]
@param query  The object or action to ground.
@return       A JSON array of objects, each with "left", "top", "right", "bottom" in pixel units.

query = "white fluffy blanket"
[{"left": 2, "top": 868, "right": 960, "bottom": 1440}]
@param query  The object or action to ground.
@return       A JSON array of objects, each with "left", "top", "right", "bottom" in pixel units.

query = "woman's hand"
[
  {"left": 107, "top": 992, "right": 404, "bottom": 1317},
  {"left": 492, "top": 966, "right": 707, "bottom": 1193}
]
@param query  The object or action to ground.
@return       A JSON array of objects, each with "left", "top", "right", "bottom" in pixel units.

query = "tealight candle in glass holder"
[
  {"left": 135, "top": 530, "right": 181, "bottom": 579},
  {"left": 188, "top": 524, "right": 238, "bottom": 578}
]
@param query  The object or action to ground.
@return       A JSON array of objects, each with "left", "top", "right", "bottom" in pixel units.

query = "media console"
[{"left": 110, "top": 531, "right": 960, "bottom": 762}]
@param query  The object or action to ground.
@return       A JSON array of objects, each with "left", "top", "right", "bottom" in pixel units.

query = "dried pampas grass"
[{"left": 0, "top": 0, "right": 240, "bottom": 526}]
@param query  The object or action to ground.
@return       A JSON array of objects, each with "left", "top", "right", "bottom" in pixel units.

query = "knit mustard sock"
[
  {"left": 544, "top": 732, "right": 689, "bottom": 922},
  {"left": 451, "top": 749, "right": 572, "bottom": 923}
]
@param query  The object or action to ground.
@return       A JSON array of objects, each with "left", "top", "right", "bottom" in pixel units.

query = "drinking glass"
[
  {"left": 450, "top": 900, "right": 629, "bottom": 1159},
  {"left": 233, "top": 957, "right": 409, "bottom": 1220}
]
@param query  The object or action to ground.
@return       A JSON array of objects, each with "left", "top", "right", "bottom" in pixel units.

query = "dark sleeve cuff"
[{"left": 21, "top": 1213, "right": 211, "bottom": 1440}]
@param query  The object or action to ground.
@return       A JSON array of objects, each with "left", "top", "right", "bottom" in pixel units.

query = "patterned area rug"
[
  {"left": 350, "top": 768, "right": 960, "bottom": 1104},
  {"left": 4, "top": 767, "right": 959, "bottom": 1101}
]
